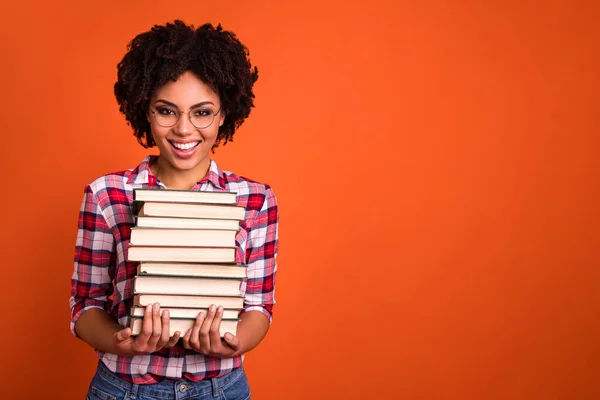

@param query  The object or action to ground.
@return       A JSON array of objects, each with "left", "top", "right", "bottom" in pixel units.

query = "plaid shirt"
[{"left": 69, "top": 155, "right": 279, "bottom": 383}]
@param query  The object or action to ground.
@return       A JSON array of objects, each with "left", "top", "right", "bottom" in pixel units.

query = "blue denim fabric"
[{"left": 86, "top": 361, "right": 251, "bottom": 400}]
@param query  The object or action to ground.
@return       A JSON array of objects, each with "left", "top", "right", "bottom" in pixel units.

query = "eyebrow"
[{"left": 154, "top": 99, "right": 216, "bottom": 108}]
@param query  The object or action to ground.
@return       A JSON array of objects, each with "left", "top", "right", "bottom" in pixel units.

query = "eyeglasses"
[{"left": 150, "top": 104, "right": 222, "bottom": 129}]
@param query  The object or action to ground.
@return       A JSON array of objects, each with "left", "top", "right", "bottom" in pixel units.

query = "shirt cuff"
[
  {"left": 241, "top": 305, "right": 273, "bottom": 324},
  {"left": 70, "top": 300, "right": 106, "bottom": 337}
]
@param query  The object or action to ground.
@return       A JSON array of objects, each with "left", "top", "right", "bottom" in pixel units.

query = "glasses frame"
[{"left": 149, "top": 105, "right": 222, "bottom": 129}]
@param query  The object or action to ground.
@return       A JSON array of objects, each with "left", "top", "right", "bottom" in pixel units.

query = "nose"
[{"left": 174, "top": 111, "right": 195, "bottom": 135}]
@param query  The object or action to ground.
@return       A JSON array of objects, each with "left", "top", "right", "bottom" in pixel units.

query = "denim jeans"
[{"left": 86, "top": 360, "right": 251, "bottom": 400}]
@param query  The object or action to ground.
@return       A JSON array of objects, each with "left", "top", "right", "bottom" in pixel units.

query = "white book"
[
  {"left": 127, "top": 246, "right": 236, "bottom": 263},
  {"left": 130, "top": 228, "right": 237, "bottom": 248},
  {"left": 135, "top": 216, "right": 240, "bottom": 231},
  {"left": 138, "top": 263, "right": 246, "bottom": 279},
  {"left": 133, "top": 188, "right": 237, "bottom": 204},
  {"left": 130, "top": 317, "right": 238, "bottom": 337},
  {"left": 135, "top": 201, "right": 246, "bottom": 221},
  {"left": 133, "top": 294, "right": 244, "bottom": 309},
  {"left": 130, "top": 306, "right": 240, "bottom": 320},
  {"left": 133, "top": 275, "right": 243, "bottom": 297}
]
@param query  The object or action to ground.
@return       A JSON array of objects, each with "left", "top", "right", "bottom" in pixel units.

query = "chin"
[{"left": 172, "top": 156, "right": 208, "bottom": 170}]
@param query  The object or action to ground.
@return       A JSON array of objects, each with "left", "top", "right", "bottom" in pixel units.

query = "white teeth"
[{"left": 172, "top": 141, "right": 199, "bottom": 150}]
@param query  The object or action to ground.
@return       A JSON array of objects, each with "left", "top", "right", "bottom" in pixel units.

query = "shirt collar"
[{"left": 127, "top": 155, "right": 226, "bottom": 190}]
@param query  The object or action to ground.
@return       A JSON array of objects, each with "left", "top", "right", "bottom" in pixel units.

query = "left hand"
[{"left": 182, "top": 304, "right": 242, "bottom": 358}]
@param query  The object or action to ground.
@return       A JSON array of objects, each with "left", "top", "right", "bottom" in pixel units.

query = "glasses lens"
[
  {"left": 190, "top": 108, "right": 216, "bottom": 129},
  {"left": 154, "top": 106, "right": 178, "bottom": 127}
]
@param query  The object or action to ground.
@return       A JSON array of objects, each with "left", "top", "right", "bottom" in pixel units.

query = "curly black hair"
[{"left": 114, "top": 20, "right": 258, "bottom": 148}]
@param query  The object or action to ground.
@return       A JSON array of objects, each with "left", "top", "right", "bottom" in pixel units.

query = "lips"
[
  {"left": 169, "top": 140, "right": 200, "bottom": 150},
  {"left": 168, "top": 140, "right": 201, "bottom": 159}
]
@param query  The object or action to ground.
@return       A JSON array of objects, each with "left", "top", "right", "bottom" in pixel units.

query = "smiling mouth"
[{"left": 169, "top": 141, "right": 201, "bottom": 151}]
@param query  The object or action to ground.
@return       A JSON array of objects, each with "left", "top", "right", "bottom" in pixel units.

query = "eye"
[
  {"left": 155, "top": 106, "right": 176, "bottom": 116},
  {"left": 192, "top": 109, "right": 213, "bottom": 117}
]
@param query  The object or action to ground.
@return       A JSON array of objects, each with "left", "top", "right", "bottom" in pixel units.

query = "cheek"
[
  {"left": 201, "top": 127, "right": 220, "bottom": 142},
  {"left": 151, "top": 131, "right": 172, "bottom": 151},
  {"left": 149, "top": 123, "right": 167, "bottom": 138}
]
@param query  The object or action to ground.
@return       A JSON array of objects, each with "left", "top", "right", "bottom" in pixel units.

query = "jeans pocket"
[
  {"left": 220, "top": 370, "right": 251, "bottom": 400},
  {"left": 87, "top": 385, "right": 118, "bottom": 400}
]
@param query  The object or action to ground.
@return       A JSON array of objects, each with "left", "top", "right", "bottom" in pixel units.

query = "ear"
[{"left": 218, "top": 111, "right": 225, "bottom": 127}]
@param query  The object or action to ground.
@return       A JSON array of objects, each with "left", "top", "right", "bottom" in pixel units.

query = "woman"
[{"left": 70, "top": 20, "right": 278, "bottom": 400}]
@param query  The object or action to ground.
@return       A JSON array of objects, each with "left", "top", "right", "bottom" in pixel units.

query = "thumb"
[
  {"left": 224, "top": 333, "right": 240, "bottom": 349},
  {"left": 115, "top": 327, "right": 132, "bottom": 342}
]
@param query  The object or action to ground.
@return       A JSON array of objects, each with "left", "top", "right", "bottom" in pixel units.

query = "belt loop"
[
  {"left": 211, "top": 377, "right": 219, "bottom": 398},
  {"left": 130, "top": 383, "right": 140, "bottom": 399}
]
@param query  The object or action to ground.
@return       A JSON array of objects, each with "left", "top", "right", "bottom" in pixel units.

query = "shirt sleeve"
[
  {"left": 69, "top": 184, "right": 116, "bottom": 337},
  {"left": 241, "top": 185, "right": 279, "bottom": 322}
]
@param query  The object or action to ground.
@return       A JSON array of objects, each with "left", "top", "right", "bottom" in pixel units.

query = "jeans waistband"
[{"left": 95, "top": 359, "right": 244, "bottom": 398}]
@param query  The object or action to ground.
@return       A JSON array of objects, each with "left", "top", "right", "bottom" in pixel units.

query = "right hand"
[{"left": 113, "top": 303, "right": 180, "bottom": 356}]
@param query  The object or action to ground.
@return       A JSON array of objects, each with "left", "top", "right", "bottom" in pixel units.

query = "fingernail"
[
  {"left": 146, "top": 304, "right": 152, "bottom": 312},
  {"left": 153, "top": 303, "right": 159, "bottom": 312},
  {"left": 217, "top": 306, "right": 223, "bottom": 313},
  {"left": 210, "top": 305, "right": 216, "bottom": 312},
  {"left": 163, "top": 310, "right": 170, "bottom": 318},
  {"left": 199, "top": 312, "right": 205, "bottom": 320}
]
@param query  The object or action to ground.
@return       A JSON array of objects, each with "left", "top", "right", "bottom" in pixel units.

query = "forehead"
[{"left": 152, "top": 71, "right": 219, "bottom": 104}]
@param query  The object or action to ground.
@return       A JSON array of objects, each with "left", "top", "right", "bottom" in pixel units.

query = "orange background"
[{"left": 1, "top": 1, "right": 599, "bottom": 399}]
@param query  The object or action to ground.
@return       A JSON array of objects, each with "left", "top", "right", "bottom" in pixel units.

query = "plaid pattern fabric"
[{"left": 69, "top": 155, "right": 279, "bottom": 383}]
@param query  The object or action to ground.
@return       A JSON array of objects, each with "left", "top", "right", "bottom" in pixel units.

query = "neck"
[{"left": 152, "top": 157, "right": 211, "bottom": 190}]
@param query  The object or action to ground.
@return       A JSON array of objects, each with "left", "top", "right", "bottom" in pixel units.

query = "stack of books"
[{"left": 127, "top": 188, "right": 245, "bottom": 337}]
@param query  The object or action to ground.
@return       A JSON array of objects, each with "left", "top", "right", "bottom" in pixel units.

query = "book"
[
  {"left": 130, "top": 306, "right": 240, "bottom": 320},
  {"left": 135, "top": 216, "right": 241, "bottom": 231},
  {"left": 128, "top": 188, "right": 248, "bottom": 333},
  {"left": 130, "top": 317, "right": 238, "bottom": 337},
  {"left": 133, "top": 275, "right": 243, "bottom": 297},
  {"left": 134, "top": 201, "right": 246, "bottom": 220},
  {"left": 133, "top": 188, "right": 238, "bottom": 205},
  {"left": 127, "top": 246, "right": 236, "bottom": 263},
  {"left": 133, "top": 294, "right": 244, "bottom": 309},
  {"left": 130, "top": 228, "right": 237, "bottom": 248},
  {"left": 138, "top": 262, "right": 246, "bottom": 279}
]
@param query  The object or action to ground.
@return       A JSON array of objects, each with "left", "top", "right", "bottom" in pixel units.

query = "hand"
[
  {"left": 114, "top": 303, "right": 180, "bottom": 356},
  {"left": 182, "top": 304, "right": 242, "bottom": 358}
]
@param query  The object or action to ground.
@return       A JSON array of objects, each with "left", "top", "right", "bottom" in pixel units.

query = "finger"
[
  {"left": 223, "top": 332, "right": 241, "bottom": 351},
  {"left": 208, "top": 306, "right": 224, "bottom": 351},
  {"left": 157, "top": 309, "right": 171, "bottom": 349},
  {"left": 115, "top": 327, "right": 132, "bottom": 342},
  {"left": 165, "top": 331, "right": 181, "bottom": 348},
  {"left": 182, "top": 329, "right": 192, "bottom": 350},
  {"left": 148, "top": 303, "right": 162, "bottom": 348},
  {"left": 199, "top": 305, "right": 217, "bottom": 352},
  {"left": 137, "top": 304, "right": 154, "bottom": 344},
  {"left": 190, "top": 311, "right": 205, "bottom": 351}
]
